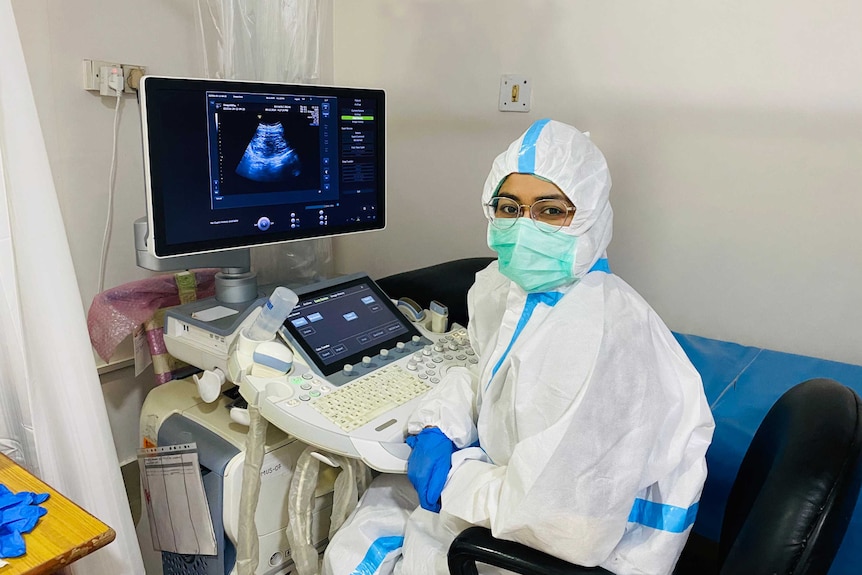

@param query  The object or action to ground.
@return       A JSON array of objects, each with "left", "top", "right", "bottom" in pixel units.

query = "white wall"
[{"left": 331, "top": 0, "right": 862, "bottom": 366}]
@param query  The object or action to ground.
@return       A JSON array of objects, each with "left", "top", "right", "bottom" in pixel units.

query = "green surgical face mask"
[{"left": 487, "top": 218, "right": 579, "bottom": 292}]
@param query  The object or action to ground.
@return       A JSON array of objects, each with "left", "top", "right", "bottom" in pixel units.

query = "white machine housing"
[
  {"left": 159, "top": 273, "right": 478, "bottom": 474},
  {"left": 140, "top": 378, "right": 337, "bottom": 575},
  {"left": 162, "top": 296, "right": 266, "bottom": 379}
]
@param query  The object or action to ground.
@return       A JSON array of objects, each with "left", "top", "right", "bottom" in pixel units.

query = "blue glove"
[
  {"left": 0, "top": 483, "right": 49, "bottom": 559},
  {"left": 405, "top": 427, "right": 456, "bottom": 513}
]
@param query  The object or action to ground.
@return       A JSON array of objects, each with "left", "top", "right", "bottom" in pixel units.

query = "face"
[{"left": 493, "top": 173, "right": 576, "bottom": 228}]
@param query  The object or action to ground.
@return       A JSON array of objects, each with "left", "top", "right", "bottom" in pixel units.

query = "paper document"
[
  {"left": 138, "top": 443, "right": 217, "bottom": 556},
  {"left": 192, "top": 305, "right": 239, "bottom": 322}
]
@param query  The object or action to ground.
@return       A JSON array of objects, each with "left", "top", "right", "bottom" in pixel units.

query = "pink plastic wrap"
[{"left": 87, "top": 270, "right": 219, "bottom": 379}]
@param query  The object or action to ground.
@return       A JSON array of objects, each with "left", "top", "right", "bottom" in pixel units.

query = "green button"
[{"left": 289, "top": 376, "right": 304, "bottom": 385}]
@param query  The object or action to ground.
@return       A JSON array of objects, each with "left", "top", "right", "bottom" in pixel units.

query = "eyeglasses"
[{"left": 485, "top": 197, "right": 576, "bottom": 233}]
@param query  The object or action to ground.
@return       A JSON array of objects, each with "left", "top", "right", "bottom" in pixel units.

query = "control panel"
[{"left": 240, "top": 324, "right": 475, "bottom": 473}]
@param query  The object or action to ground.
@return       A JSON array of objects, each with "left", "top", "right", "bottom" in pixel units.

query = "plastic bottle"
[{"left": 244, "top": 286, "right": 299, "bottom": 341}]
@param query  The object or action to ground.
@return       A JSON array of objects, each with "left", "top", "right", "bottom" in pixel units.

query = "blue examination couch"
[{"left": 674, "top": 333, "right": 862, "bottom": 575}]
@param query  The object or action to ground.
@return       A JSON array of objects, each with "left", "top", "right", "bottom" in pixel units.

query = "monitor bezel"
[{"left": 139, "top": 75, "right": 386, "bottom": 258}]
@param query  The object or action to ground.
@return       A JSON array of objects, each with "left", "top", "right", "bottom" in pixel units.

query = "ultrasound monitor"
[{"left": 136, "top": 76, "right": 386, "bottom": 301}]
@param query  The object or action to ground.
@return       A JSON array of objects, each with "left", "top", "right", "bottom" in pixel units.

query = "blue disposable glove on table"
[
  {"left": 406, "top": 427, "right": 456, "bottom": 512},
  {"left": 0, "top": 483, "right": 49, "bottom": 558}
]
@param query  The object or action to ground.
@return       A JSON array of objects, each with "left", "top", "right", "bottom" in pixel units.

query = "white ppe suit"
[{"left": 322, "top": 120, "right": 715, "bottom": 575}]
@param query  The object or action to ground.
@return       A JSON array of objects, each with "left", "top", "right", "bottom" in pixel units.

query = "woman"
[{"left": 323, "top": 119, "right": 714, "bottom": 575}]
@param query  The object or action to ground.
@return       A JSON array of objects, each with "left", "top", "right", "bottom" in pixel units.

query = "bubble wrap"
[{"left": 87, "top": 269, "right": 218, "bottom": 364}]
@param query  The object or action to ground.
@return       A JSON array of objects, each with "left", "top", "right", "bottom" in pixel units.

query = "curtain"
[
  {"left": 198, "top": 0, "right": 322, "bottom": 84},
  {"left": 0, "top": 2, "right": 144, "bottom": 573},
  {"left": 197, "top": 0, "right": 333, "bottom": 288}
]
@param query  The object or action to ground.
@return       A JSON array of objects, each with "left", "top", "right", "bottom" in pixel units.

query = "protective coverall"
[{"left": 322, "top": 119, "right": 715, "bottom": 575}]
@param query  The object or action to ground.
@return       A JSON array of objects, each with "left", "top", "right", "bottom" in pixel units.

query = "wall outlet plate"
[
  {"left": 83, "top": 59, "right": 146, "bottom": 95},
  {"left": 499, "top": 75, "right": 531, "bottom": 112}
]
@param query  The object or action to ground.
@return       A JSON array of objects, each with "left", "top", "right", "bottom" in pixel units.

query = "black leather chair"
[
  {"left": 447, "top": 378, "right": 862, "bottom": 575},
  {"left": 375, "top": 257, "right": 495, "bottom": 329}
]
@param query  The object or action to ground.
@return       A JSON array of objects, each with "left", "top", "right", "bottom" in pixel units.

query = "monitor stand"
[
  {"left": 134, "top": 216, "right": 260, "bottom": 305},
  {"left": 213, "top": 267, "right": 259, "bottom": 305}
]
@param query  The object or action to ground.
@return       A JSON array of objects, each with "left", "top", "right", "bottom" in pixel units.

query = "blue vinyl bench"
[{"left": 675, "top": 333, "right": 862, "bottom": 575}]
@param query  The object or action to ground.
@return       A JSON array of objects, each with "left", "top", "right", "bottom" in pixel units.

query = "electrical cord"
[{"left": 97, "top": 86, "right": 123, "bottom": 294}]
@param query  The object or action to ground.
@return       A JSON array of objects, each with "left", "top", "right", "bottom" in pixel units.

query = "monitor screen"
[
  {"left": 139, "top": 76, "right": 385, "bottom": 258},
  {"left": 281, "top": 274, "right": 422, "bottom": 378}
]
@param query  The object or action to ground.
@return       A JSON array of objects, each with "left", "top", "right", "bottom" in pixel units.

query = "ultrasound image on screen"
[
  {"left": 236, "top": 120, "right": 301, "bottom": 182},
  {"left": 214, "top": 108, "right": 321, "bottom": 197}
]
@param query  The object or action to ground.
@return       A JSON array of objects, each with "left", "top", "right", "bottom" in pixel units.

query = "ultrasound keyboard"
[
  {"left": 238, "top": 273, "right": 478, "bottom": 473},
  {"left": 311, "top": 365, "right": 431, "bottom": 432}
]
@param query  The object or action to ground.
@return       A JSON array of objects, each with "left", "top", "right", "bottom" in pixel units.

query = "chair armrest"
[{"left": 447, "top": 526, "right": 615, "bottom": 575}]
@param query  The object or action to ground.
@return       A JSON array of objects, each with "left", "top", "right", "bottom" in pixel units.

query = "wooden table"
[{"left": 0, "top": 453, "right": 115, "bottom": 574}]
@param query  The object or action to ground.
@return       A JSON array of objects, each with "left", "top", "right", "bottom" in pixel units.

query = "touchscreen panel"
[{"left": 282, "top": 275, "right": 421, "bottom": 376}]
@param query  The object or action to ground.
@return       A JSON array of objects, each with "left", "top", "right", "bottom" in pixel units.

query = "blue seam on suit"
[
  {"left": 589, "top": 257, "right": 611, "bottom": 274},
  {"left": 486, "top": 258, "right": 610, "bottom": 389},
  {"left": 517, "top": 118, "right": 551, "bottom": 173},
  {"left": 351, "top": 536, "right": 404, "bottom": 575},
  {"left": 488, "top": 291, "right": 563, "bottom": 388},
  {"left": 628, "top": 499, "right": 699, "bottom": 533}
]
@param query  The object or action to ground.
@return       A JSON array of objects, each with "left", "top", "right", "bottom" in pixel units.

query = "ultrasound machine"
[{"left": 134, "top": 76, "right": 475, "bottom": 575}]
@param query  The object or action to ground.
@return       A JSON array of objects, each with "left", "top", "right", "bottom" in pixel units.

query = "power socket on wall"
[
  {"left": 499, "top": 75, "right": 531, "bottom": 112},
  {"left": 82, "top": 59, "right": 146, "bottom": 95}
]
